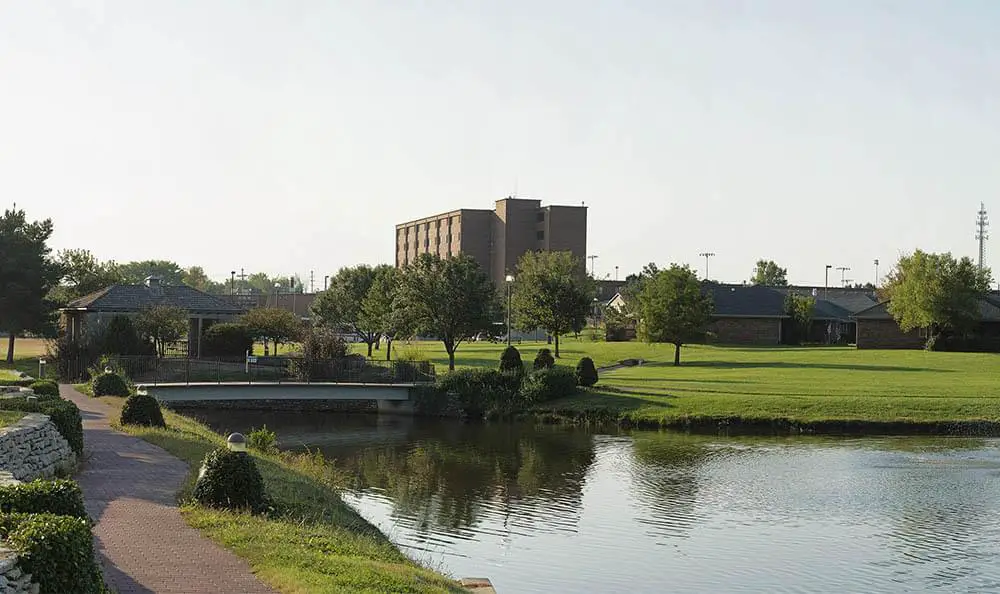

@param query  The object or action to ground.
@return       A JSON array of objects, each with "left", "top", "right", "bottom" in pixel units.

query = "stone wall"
[
  {"left": 709, "top": 317, "right": 782, "bottom": 345},
  {"left": 856, "top": 319, "right": 925, "bottom": 349},
  {"left": 0, "top": 414, "right": 76, "bottom": 482},
  {"left": 0, "top": 412, "right": 77, "bottom": 594}
]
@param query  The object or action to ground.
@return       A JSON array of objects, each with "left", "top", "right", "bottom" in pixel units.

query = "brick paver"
[{"left": 61, "top": 386, "right": 276, "bottom": 594}]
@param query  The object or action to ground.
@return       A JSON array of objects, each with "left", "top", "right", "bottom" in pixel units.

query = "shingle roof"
[
  {"left": 703, "top": 283, "right": 787, "bottom": 317},
  {"left": 852, "top": 296, "right": 1000, "bottom": 322},
  {"left": 778, "top": 287, "right": 878, "bottom": 320},
  {"left": 65, "top": 285, "right": 246, "bottom": 315}
]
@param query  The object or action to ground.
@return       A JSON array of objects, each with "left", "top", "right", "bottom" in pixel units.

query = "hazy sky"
[{"left": 2, "top": 1, "right": 998, "bottom": 288}]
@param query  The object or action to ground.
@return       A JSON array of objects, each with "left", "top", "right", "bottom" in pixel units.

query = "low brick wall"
[{"left": 0, "top": 414, "right": 76, "bottom": 482}]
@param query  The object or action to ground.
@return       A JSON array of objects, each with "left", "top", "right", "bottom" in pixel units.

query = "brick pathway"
[{"left": 61, "top": 386, "right": 276, "bottom": 594}]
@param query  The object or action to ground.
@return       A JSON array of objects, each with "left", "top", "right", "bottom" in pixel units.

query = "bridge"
[{"left": 141, "top": 382, "right": 419, "bottom": 414}]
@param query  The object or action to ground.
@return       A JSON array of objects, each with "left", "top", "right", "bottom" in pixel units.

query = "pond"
[{"left": 190, "top": 409, "right": 1000, "bottom": 593}]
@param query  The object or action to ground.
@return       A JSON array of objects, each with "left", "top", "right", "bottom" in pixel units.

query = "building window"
[
  {"left": 537, "top": 230, "right": 545, "bottom": 240},
  {"left": 537, "top": 211, "right": 545, "bottom": 222}
]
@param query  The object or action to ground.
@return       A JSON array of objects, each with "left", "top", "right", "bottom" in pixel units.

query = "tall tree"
[
  {"left": 511, "top": 251, "right": 593, "bottom": 358},
  {"left": 750, "top": 259, "right": 788, "bottom": 286},
  {"left": 136, "top": 305, "right": 188, "bottom": 358},
  {"left": 636, "top": 264, "right": 714, "bottom": 366},
  {"left": 395, "top": 254, "right": 498, "bottom": 371},
  {"left": 119, "top": 260, "right": 185, "bottom": 285},
  {"left": 360, "top": 265, "right": 405, "bottom": 361},
  {"left": 0, "top": 207, "right": 62, "bottom": 362},
  {"left": 181, "top": 266, "right": 225, "bottom": 293},
  {"left": 50, "top": 249, "right": 124, "bottom": 303},
  {"left": 783, "top": 293, "right": 815, "bottom": 344},
  {"left": 882, "top": 250, "right": 992, "bottom": 338},
  {"left": 240, "top": 308, "right": 303, "bottom": 355},
  {"left": 311, "top": 265, "right": 382, "bottom": 357}
]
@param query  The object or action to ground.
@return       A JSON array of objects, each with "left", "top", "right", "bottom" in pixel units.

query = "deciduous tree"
[
  {"left": 750, "top": 259, "right": 788, "bottom": 286},
  {"left": 119, "top": 260, "right": 185, "bottom": 285},
  {"left": 511, "top": 251, "right": 592, "bottom": 358},
  {"left": 783, "top": 293, "right": 815, "bottom": 344},
  {"left": 394, "top": 254, "right": 497, "bottom": 371},
  {"left": 0, "top": 207, "right": 62, "bottom": 362},
  {"left": 882, "top": 250, "right": 992, "bottom": 338},
  {"left": 360, "top": 265, "right": 406, "bottom": 360},
  {"left": 240, "top": 308, "right": 302, "bottom": 355},
  {"left": 136, "top": 305, "right": 188, "bottom": 358},
  {"left": 182, "top": 266, "right": 225, "bottom": 293},
  {"left": 636, "top": 265, "right": 714, "bottom": 366},
  {"left": 311, "top": 265, "right": 382, "bottom": 356},
  {"left": 50, "top": 249, "right": 123, "bottom": 303}
]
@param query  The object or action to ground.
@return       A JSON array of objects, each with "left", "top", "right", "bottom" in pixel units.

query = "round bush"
[
  {"left": 499, "top": 346, "right": 523, "bottom": 373},
  {"left": 119, "top": 394, "right": 165, "bottom": 428},
  {"left": 533, "top": 348, "right": 555, "bottom": 370},
  {"left": 202, "top": 323, "right": 255, "bottom": 358},
  {"left": 28, "top": 380, "right": 59, "bottom": 398},
  {"left": 91, "top": 372, "right": 130, "bottom": 397},
  {"left": 193, "top": 448, "right": 267, "bottom": 512},
  {"left": 575, "top": 357, "right": 599, "bottom": 387}
]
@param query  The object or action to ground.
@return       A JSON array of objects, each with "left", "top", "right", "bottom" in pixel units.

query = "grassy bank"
[
  {"left": 0, "top": 411, "right": 25, "bottom": 428},
  {"left": 87, "top": 392, "right": 463, "bottom": 593}
]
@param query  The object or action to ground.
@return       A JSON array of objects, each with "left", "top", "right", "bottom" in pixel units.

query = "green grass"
[
  {"left": 93, "top": 394, "right": 464, "bottom": 594},
  {"left": 0, "top": 411, "right": 25, "bottom": 428}
]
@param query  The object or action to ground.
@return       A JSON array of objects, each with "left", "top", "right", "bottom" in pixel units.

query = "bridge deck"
[{"left": 143, "top": 382, "right": 419, "bottom": 402}]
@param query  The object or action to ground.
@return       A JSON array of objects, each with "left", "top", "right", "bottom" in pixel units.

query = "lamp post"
[
  {"left": 230, "top": 271, "right": 236, "bottom": 296},
  {"left": 873, "top": 259, "right": 879, "bottom": 288},
  {"left": 615, "top": 265, "right": 619, "bottom": 282},
  {"left": 824, "top": 265, "right": 832, "bottom": 298},
  {"left": 505, "top": 275, "right": 514, "bottom": 346},
  {"left": 227, "top": 433, "right": 247, "bottom": 454}
]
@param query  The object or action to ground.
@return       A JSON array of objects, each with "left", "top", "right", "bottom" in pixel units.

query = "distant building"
[{"left": 395, "top": 197, "right": 588, "bottom": 288}]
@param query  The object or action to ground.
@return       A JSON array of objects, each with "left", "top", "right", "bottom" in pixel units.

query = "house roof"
[
  {"left": 703, "top": 283, "right": 787, "bottom": 318},
  {"left": 852, "top": 295, "right": 1000, "bottom": 322},
  {"left": 65, "top": 284, "right": 246, "bottom": 315},
  {"left": 778, "top": 287, "right": 878, "bottom": 320}
]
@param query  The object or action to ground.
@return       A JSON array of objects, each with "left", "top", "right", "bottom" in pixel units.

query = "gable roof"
[
  {"left": 65, "top": 284, "right": 246, "bottom": 315},
  {"left": 703, "top": 283, "right": 787, "bottom": 318}
]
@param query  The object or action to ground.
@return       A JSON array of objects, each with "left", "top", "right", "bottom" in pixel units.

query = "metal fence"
[{"left": 81, "top": 355, "right": 436, "bottom": 386}]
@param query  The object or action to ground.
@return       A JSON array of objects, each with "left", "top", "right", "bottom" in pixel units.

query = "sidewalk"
[{"left": 61, "top": 386, "right": 276, "bottom": 594}]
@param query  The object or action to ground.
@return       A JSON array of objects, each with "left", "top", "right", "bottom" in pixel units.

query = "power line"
[{"left": 976, "top": 202, "right": 989, "bottom": 271}]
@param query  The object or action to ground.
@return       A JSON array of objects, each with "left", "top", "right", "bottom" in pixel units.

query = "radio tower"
[{"left": 976, "top": 202, "right": 989, "bottom": 271}]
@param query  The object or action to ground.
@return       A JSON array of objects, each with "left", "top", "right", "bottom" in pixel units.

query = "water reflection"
[{"left": 190, "top": 409, "right": 1000, "bottom": 594}]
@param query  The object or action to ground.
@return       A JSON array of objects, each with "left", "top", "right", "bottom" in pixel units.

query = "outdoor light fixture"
[
  {"left": 104, "top": 366, "right": 113, "bottom": 374},
  {"left": 136, "top": 385, "right": 148, "bottom": 396},
  {"left": 505, "top": 275, "right": 515, "bottom": 346},
  {"left": 227, "top": 433, "right": 247, "bottom": 453}
]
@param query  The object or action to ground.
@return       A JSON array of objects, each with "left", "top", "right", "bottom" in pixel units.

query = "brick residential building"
[{"left": 395, "top": 197, "right": 588, "bottom": 287}]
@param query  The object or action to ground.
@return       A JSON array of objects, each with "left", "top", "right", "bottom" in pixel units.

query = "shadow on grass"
[{"left": 643, "top": 361, "right": 948, "bottom": 372}]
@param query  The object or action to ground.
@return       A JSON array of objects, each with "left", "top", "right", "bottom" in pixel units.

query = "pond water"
[{"left": 190, "top": 410, "right": 1000, "bottom": 593}]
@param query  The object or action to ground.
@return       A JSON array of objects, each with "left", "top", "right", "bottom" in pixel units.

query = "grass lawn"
[
  {"left": 0, "top": 411, "right": 25, "bottom": 428},
  {"left": 89, "top": 392, "right": 463, "bottom": 594},
  {"left": 0, "top": 337, "right": 48, "bottom": 377}
]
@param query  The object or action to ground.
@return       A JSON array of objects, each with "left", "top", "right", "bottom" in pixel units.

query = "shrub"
[
  {"left": 289, "top": 328, "right": 350, "bottom": 380},
  {"left": 533, "top": 348, "right": 555, "bottom": 370},
  {"left": 436, "top": 368, "right": 524, "bottom": 418},
  {"left": 193, "top": 448, "right": 267, "bottom": 512},
  {"left": 119, "top": 393, "right": 165, "bottom": 428},
  {"left": 202, "top": 323, "right": 255, "bottom": 358},
  {"left": 28, "top": 380, "right": 60, "bottom": 398},
  {"left": 575, "top": 357, "right": 599, "bottom": 387},
  {"left": 247, "top": 426, "right": 277, "bottom": 454},
  {"left": 91, "top": 372, "right": 130, "bottom": 397},
  {"left": 0, "top": 479, "right": 87, "bottom": 518},
  {"left": 0, "top": 398, "right": 84, "bottom": 455},
  {"left": 0, "top": 512, "right": 104, "bottom": 594},
  {"left": 521, "top": 366, "right": 579, "bottom": 404},
  {"left": 411, "top": 385, "right": 463, "bottom": 417},
  {"left": 102, "top": 315, "right": 150, "bottom": 356},
  {"left": 499, "top": 346, "right": 524, "bottom": 374}
]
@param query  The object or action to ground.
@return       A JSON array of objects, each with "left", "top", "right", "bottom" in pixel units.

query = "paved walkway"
[{"left": 61, "top": 386, "right": 276, "bottom": 594}]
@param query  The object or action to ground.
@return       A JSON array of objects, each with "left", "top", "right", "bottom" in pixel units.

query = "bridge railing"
[{"left": 101, "top": 355, "right": 436, "bottom": 386}]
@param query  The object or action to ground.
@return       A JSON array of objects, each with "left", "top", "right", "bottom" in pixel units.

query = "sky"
[{"left": 1, "top": 0, "right": 998, "bottom": 289}]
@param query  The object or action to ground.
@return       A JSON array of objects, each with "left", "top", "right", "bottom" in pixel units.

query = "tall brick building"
[{"left": 395, "top": 197, "right": 588, "bottom": 287}]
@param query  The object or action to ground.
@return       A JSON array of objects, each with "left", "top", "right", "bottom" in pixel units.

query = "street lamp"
[
  {"left": 824, "top": 265, "right": 832, "bottom": 298},
  {"left": 873, "top": 259, "right": 880, "bottom": 288},
  {"left": 505, "top": 275, "right": 515, "bottom": 346},
  {"left": 230, "top": 271, "right": 236, "bottom": 296}
]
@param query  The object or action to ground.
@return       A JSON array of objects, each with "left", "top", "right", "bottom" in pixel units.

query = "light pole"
[
  {"left": 825, "top": 265, "right": 832, "bottom": 298},
  {"left": 873, "top": 259, "right": 879, "bottom": 288},
  {"left": 505, "top": 275, "right": 514, "bottom": 346},
  {"left": 615, "top": 265, "right": 619, "bottom": 282},
  {"left": 699, "top": 252, "right": 715, "bottom": 280},
  {"left": 230, "top": 271, "right": 235, "bottom": 296},
  {"left": 323, "top": 275, "right": 329, "bottom": 291},
  {"left": 587, "top": 255, "right": 599, "bottom": 277}
]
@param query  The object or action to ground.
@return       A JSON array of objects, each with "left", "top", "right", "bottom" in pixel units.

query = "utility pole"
[
  {"left": 699, "top": 252, "right": 715, "bottom": 281},
  {"left": 615, "top": 265, "right": 619, "bottom": 282},
  {"left": 309, "top": 270, "right": 315, "bottom": 294},
  {"left": 323, "top": 275, "right": 329, "bottom": 292},
  {"left": 825, "top": 265, "right": 832, "bottom": 299},
  {"left": 836, "top": 266, "right": 850, "bottom": 287},
  {"left": 976, "top": 202, "right": 989, "bottom": 271},
  {"left": 230, "top": 271, "right": 235, "bottom": 296},
  {"left": 587, "top": 255, "right": 599, "bottom": 277},
  {"left": 873, "top": 259, "right": 879, "bottom": 288}
]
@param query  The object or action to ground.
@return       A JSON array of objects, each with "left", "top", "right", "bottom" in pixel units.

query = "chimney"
[{"left": 145, "top": 275, "right": 163, "bottom": 297}]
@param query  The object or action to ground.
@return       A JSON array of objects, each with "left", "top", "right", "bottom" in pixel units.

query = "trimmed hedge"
[
  {"left": 575, "top": 357, "right": 599, "bottom": 387},
  {"left": 533, "top": 348, "right": 555, "bottom": 370},
  {"left": 193, "top": 449, "right": 268, "bottom": 512},
  {"left": 499, "top": 346, "right": 524, "bottom": 374},
  {"left": 0, "top": 397, "right": 83, "bottom": 456},
  {"left": 119, "top": 393, "right": 166, "bottom": 428},
  {"left": 0, "top": 512, "right": 104, "bottom": 594},
  {"left": 29, "top": 380, "right": 60, "bottom": 397},
  {"left": 0, "top": 479, "right": 87, "bottom": 518},
  {"left": 91, "top": 372, "right": 130, "bottom": 397},
  {"left": 436, "top": 368, "right": 524, "bottom": 418},
  {"left": 521, "top": 367, "right": 579, "bottom": 404}
]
